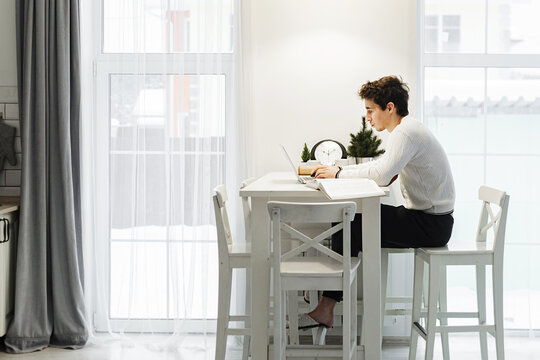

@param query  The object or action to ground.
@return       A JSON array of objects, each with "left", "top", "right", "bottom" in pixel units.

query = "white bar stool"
[
  {"left": 409, "top": 186, "right": 509, "bottom": 360},
  {"left": 213, "top": 185, "right": 251, "bottom": 360}
]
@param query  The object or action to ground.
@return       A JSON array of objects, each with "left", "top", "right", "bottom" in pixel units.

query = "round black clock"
[{"left": 310, "top": 139, "right": 347, "bottom": 165}]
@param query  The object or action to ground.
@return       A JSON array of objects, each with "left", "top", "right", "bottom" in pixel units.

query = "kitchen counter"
[{"left": 0, "top": 196, "right": 20, "bottom": 215}]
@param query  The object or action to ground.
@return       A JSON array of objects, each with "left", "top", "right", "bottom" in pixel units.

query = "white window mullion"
[
  {"left": 482, "top": 67, "right": 487, "bottom": 184},
  {"left": 424, "top": 53, "right": 540, "bottom": 68},
  {"left": 417, "top": 0, "right": 425, "bottom": 121}
]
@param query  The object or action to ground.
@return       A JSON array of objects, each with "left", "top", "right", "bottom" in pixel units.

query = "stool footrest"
[
  {"left": 280, "top": 344, "right": 359, "bottom": 358},
  {"left": 436, "top": 324, "right": 496, "bottom": 334},
  {"left": 385, "top": 309, "right": 412, "bottom": 316},
  {"left": 436, "top": 311, "right": 480, "bottom": 319},
  {"left": 225, "top": 328, "right": 251, "bottom": 336},
  {"left": 386, "top": 296, "right": 413, "bottom": 303}
]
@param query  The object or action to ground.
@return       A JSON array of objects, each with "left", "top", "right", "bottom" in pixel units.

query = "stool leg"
[
  {"left": 314, "top": 326, "right": 327, "bottom": 346},
  {"left": 439, "top": 266, "right": 450, "bottom": 360},
  {"left": 476, "top": 264, "right": 488, "bottom": 360},
  {"left": 242, "top": 269, "right": 251, "bottom": 360},
  {"left": 408, "top": 254, "right": 424, "bottom": 360},
  {"left": 274, "top": 287, "right": 284, "bottom": 360},
  {"left": 423, "top": 263, "right": 429, "bottom": 309},
  {"left": 288, "top": 291, "right": 299, "bottom": 345},
  {"left": 216, "top": 267, "right": 232, "bottom": 360},
  {"left": 309, "top": 290, "right": 320, "bottom": 344},
  {"left": 343, "top": 277, "right": 352, "bottom": 360},
  {"left": 351, "top": 272, "right": 358, "bottom": 360},
  {"left": 357, "top": 264, "right": 365, "bottom": 347},
  {"left": 493, "top": 263, "right": 505, "bottom": 360},
  {"left": 425, "top": 258, "right": 441, "bottom": 360},
  {"left": 381, "top": 249, "right": 389, "bottom": 317}
]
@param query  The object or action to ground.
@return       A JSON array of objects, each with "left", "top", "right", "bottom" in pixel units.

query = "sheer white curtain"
[{"left": 79, "top": 0, "right": 249, "bottom": 351}]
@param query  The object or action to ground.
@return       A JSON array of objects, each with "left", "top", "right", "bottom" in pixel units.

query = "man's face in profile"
[{"left": 365, "top": 99, "right": 389, "bottom": 131}]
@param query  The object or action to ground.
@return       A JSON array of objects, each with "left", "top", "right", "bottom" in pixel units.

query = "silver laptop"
[{"left": 280, "top": 144, "right": 314, "bottom": 184}]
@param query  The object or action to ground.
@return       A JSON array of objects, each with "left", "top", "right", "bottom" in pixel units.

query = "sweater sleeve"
[{"left": 339, "top": 130, "right": 417, "bottom": 185}]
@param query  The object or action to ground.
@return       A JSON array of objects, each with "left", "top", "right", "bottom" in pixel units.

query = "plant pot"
[
  {"left": 298, "top": 162, "right": 318, "bottom": 175},
  {"left": 334, "top": 158, "right": 349, "bottom": 167},
  {"left": 348, "top": 156, "right": 373, "bottom": 165}
]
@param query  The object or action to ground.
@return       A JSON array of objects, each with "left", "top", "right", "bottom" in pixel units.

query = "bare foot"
[{"left": 307, "top": 297, "right": 336, "bottom": 328}]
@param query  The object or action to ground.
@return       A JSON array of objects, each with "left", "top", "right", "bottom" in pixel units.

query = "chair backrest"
[
  {"left": 476, "top": 186, "right": 510, "bottom": 262},
  {"left": 240, "top": 177, "right": 257, "bottom": 243},
  {"left": 213, "top": 185, "right": 232, "bottom": 262},
  {"left": 267, "top": 201, "right": 357, "bottom": 273}
]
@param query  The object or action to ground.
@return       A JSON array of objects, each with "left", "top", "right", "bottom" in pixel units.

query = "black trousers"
[{"left": 323, "top": 204, "right": 454, "bottom": 302}]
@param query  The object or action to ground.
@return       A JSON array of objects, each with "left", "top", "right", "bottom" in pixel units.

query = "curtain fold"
[{"left": 6, "top": 0, "right": 87, "bottom": 353}]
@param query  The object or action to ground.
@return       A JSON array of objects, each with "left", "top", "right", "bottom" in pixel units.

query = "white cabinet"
[{"left": 0, "top": 207, "right": 18, "bottom": 337}]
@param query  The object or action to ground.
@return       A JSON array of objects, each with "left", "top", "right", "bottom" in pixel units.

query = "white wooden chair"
[
  {"left": 240, "top": 177, "right": 321, "bottom": 349},
  {"left": 268, "top": 201, "right": 360, "bottom": 360},
  {"left": 213, "top": 185, "right": 251, "bottom": 360},
  {"left": 409, "top": 186, "right": 510, "bottom": 360}
]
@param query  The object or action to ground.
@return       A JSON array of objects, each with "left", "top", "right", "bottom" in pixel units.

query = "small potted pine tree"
[
  {"left": 347, "top": 116, "right": 385, "bottom": 164},
  {"left": 298, "top": 143, "right": 314, "bottom": 175},
  {"left": 301, "top": 143, "right": 311, "bottom": 163}
]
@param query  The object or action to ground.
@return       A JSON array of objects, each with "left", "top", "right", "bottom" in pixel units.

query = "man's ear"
[{"left": 386, "top": 102, "right": 395, "bottom": 113}]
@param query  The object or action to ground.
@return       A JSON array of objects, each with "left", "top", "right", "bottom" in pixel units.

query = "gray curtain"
[{"left": 5, "top": 0, "right": 87, "bottom": 353}]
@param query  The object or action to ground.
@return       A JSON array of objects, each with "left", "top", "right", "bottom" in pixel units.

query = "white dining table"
[{"left": 239, "top": 172, "right": 388, "bottom": 360}]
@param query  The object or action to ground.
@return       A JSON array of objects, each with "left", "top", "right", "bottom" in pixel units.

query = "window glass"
[
  {"left": 110, "top": 74, "right": 226, "bottom": 152},
  {"left": 486, "top": 68, "right": 540, "bottom": 154},
  {"left": 110, "top": 242, "right": 167, "bottom": 318},
  {"left": 486, "top": 155, "right": 540, "bottom": 245},
  {"left": 503, "top": 245, "right": 532, "bottom": 329},
  {"left": 424, "top": 67, "right": 485, "bottom": 154},
  {"left": 425, "top": 0, "right": 485, "bottom": 53},
  {"left": 169, "top": 242, "right": 219, "bottom": 318},
  {"left": 487, "top": 0, "right": 540, "bottom": 54},
  {"left": 103, "top": 0, "right": 234, "bottom": 53}
]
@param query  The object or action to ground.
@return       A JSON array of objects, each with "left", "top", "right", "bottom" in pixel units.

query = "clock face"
[{"left": 313, "top": 140, "right": 344, "bottom": 165}]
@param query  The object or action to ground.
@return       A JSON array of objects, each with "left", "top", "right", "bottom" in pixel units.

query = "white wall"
[
  {"left": 0, "top": 0, "right": 20, "bottom": 196},
  {"left": 246, "top": 0, "right": 417, "bottom": 176},
  {"left": 0, "top": 0, "right": 17, "bottom": 87}
]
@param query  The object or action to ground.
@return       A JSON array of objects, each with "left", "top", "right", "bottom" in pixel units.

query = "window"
[
  {"left": 420, "top": 0, "right": 540, "bottom": 331},
  {"left": 92, "top": 0, "right": 235, "bottom": 332}
]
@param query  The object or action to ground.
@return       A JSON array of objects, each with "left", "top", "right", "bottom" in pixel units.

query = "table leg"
[
  {"left": 250, "top": 197, "right": 271, "bottom": 359},
  {"left": 362, "top": 197, "right": 382, "bottom": 360}
]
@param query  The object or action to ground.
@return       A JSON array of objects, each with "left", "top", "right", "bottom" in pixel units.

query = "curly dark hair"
[{"left": 358, "top": 76, "right": 409, "bottom": 117}]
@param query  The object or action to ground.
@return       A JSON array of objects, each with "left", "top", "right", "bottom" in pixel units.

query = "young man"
[{"left": 303, "top": 75, "right": 455, "bottom": 329}]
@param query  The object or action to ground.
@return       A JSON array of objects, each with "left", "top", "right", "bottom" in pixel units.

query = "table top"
[{"left": 240, "top": 172, "right": 389, "bottom": 198}]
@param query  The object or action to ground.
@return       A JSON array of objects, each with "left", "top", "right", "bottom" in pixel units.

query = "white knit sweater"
[{"left": 340, "top": 117, "right": 455, "bottom": 214}]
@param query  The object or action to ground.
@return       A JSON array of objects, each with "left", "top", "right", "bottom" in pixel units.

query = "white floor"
[{"left": 1, "top": 334, "right": 540, "bottom": 360}]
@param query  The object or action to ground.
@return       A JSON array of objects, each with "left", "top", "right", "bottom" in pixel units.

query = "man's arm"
[{"left": 339, "top": 131, "right": 415, "bottom": 185}]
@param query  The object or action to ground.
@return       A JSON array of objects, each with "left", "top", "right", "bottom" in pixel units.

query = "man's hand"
[{"left": 312, "top": 165, "right": 340, "bottom": 179}]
